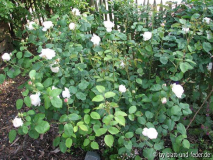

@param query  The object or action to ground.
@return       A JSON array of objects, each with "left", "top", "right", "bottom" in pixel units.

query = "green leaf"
[
  {"left": 182, "top": 139, "right": 190, "bottom": 149},
  {"left": 124, "top": 141, "right": 132, "bottom": 150},
  {"left": 0, "top": 74, "right": 5, "bottom": 84},
  {"left": 115, "top": 115, "right": 125, "bottom": 126},
  {"left": 66, "top": 138, "right": 73, "bottom": 148},
  {"left": 203, "top": 42, "right": 212, "bottom": 52},
  {"left": 28, "top": 129, "right": 39, "bottom": 139},
  {"left": 125, "top": 132, "right": 134, "bottom": 139},
  {"left": 138, "top": 117, "right": 146, "bottom": 125},
  {"left": 90, "top": 112, "right": 101, "bottom": 119},
  {"left": 78, "top": 80, "right": 89, "bottom": 90},
  {"left": 177, "top": 123, "right": 186, "bottom": 135},
  {"left": 92, "top": 95, "right": 104, "bottom": 102},
  {"left": 84, "top": 114, "right": 90, "bottom": 124},
  {"left": 79, "top": 125, "right": 88, "bottom": 131},
  {"left": 29, "top": 70, "right": 36, "bottom": 79},
  {"left": 104, "top": 92, "right": 116, "bottom": 98},
  {"left": 43, "top": 78, "right": 52, "bottom": 88},
  {"left": 108, "top": 127, "right": 119, "bottom": 134},
  {"left": 53, "top": 137, "right": 60, "bottom": 147},
  {"left": 9, "top": 130, "right": 16, "bottom": 143},
  {"left": 95, "top": 128, "right": 107, "bottom": 136},
  {"left": 114, "top": 111, "right": 127, "bottom": 116},
  {"left": 129, "top": 106, "right": 137, "bottom": 114},
  {"left": 64, "top": 123, "right": 73, "bottom": 137},
  {"left": 44, "top": 96, "right": 51, "bottom": 109},
  {"left": 136, "top": 78, "right": 142, "bottom": 84},
  {"left": 16, "top": 99, "right": 23, "bottom": 110},
  {"left": 103, "top": 115, "right": 114, "bottom": 125},
  {"left": 91, "top": 142, "right": 99, "bottom": 149},
  {"left": 69, "top": 86, "right": 77, "bottom": 94},
  {"left": 171, "top": 106, "right": 181, "bottom": 115},
  {"left": 104, "top": 135, "right": 114, "bottom": 148},
  {"left": 68, "top": 113, "right": 80, "bottom": 121},
  {"left": 143, "top": 148, "right": 156, "bottom": 160},
  {"left": 150, "top": 84, "right": 161, "bottom": 91},
  {"left": 160, "top": 56, "right": 168, "bottom": 64},
  {"left": 24, "top": 97, "right": 31, "bottom": 107},
  {"left": 180, "top": 62, "right": 193, "bottom": 73},
  {"left": 83, "top": 139, "right": 90, "bottom": 146},
  {"left": 35, "top": 121, "right": 50, "bottom": 134},
  {"left": 145, "top": 111, "right": 154, "bottom": 119},
  {"left": 76, "top": 92, "right": 86, "bottom": 100},
  {"left": 96, "top": 85, "right": 106, "bottom": 93},
  {"left": 16, "top": 52, "right": 22, "bottom": 59},
  {"left": 50, "top": 89, "right": 62, "bottom": 97},
  {"left": 179, "top": 19, "right": 186, "bottom": 24},
  {"left": 51, "top": 97, "right": 62, "bottom": 108},
  {"left": 59, "top": 142, "right": 67, "bottom": 153}
]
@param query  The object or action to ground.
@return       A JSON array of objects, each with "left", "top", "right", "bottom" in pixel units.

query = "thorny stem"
[{"left": 186, "top": 88, "right": 213, "bottom": 131}]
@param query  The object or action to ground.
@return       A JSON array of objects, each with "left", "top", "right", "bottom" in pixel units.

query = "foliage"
[{"left": 1, "top": 0, "right": 213, "bottom": 159}]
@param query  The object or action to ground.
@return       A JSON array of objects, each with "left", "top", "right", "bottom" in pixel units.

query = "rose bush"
[{"left": 1, "top": 0, "right": 213, "bottom": 159}]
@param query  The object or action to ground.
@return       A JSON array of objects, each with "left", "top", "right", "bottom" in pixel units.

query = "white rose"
[
  {"left": 50, "top": 62, "right": 60, "bottom": 73},
  {"left": 182, "top": 27, "right": 189, "bottom": 33},
  {"left": 27, "top": 21, "right": 36, "bottom": 30},
  {"left": 142, "top": 128, "right": 149, "bottom": 136},
  {"left": 72, "top": 8, "right": 81, "bottom": 16},
  {"left": 119, "top": 85, "right": 126, "bottom": 93},
  {"left": 12, "top": 117, "right": 23, "bottom": 128},
  {"left": 39, "top": 48, "right": 56, "bottom": 60},
  {"left": 203, "top": 17, "right": 211, "bottom": 24},
  {"left": 69, "top": 23, "right": 76, "bottom": 30},
  {"left": 91, "top": 34, "right": 101, "bottom": 46},
  {"left": 147, "top": 128, "right": 158, "bottom": 139},
  {"left": 2, "top": 53, "right": 11, "bottom": 61},
  {"left": 62, "top": 87, "right": 71, "bottom": 98},
  {"left": 172, "top": 83, "right": 184, "bottom": 98},
  {"left": 120, "top": 61, "right": 125, "bottom": 68},
  {"left": 207, "top": 62, "right": 212, "bottom": 71},
  {"left": 42, "top": 21, "right": 53, "bottom": 31},
  {"left": 30, "top": 92, "right": 41, "bottom": 106},
  {"left": 161, "top": 97, "right": 167, "bottom": 104},
  {"left": 104, "top": 21, "right": 114, "bottom": 32},
  {"left": 142, "top": 32, "right": 152, "bottom": 41}
]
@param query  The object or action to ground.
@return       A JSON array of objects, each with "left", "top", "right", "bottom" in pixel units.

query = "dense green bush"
[{"left": 1, "top": 0, "right": 213, "bottom": 159}]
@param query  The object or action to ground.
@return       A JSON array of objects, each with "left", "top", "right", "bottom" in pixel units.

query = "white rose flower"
[
  {"left": 120, "top": 61, "right": 125, "bottom": 68},
  {"left": 142, "top": 128, "right": 149, "bottom": 136},
  {"left": 119, "top": 85, "right": 127, "bottom": 93},
  {"left": 30, "top": 92, "right": 41, "bottom": 106},
  {"left": 172, "top": 83, "right": 184, "bottom": 98},
  {"left": 50, "top": 62, "right": 60, "bottom": 73},
  {"left": 72, "top": 8, "right": 81, "bottom": 16},
  {"left": 207, "top": 62, "right": 212, "bottom": 71},
  {"left": 91, "top": 34, "right": 101, "bottom": 46},
  {"left": 147, "top": 128, "right": 158, "bottom": 139},
  {"left": 12, "top": 117, "right": 23, "bottom": 128},
  {"left": 142, "top": 32, "right": 152, "bottom": 41},
  {"left": 42, "top": 21, "right": 53, "bottom": 31},
  {"left": 2, "top": 53, "right": 11, "bottom": 61},
  {"left": 27, "top": 21, "right": 36, "bottom": 30},
  {"left": 142, "top": 128, "right": 158, "bottom": 139},
  {"left": 161, "top": 97, "right": 167, "bottom": 104},
  {"left": 39, "top": 48, "right": 56, "bottom": 60},
  {"left": 182, "top": 27, "right": 189, "bottom": 33},
  {"left": 69, "top": 23, "right": 76, "bottom": 30},
  {"left": 62, "top": 87, "right": 71, "bottom": 98},
  {"left": 103, "top": 21, "right": 114, "bottom": 32},
  {"left": 203, "top": 17, "right": 211, "bottom": 24}
]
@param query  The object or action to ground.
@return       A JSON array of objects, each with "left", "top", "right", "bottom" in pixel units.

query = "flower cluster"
[{"left": 42, "top": 21, "right": 54, "bottom": 31}]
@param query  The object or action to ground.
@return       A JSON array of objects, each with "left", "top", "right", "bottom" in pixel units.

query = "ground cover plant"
[{"left": 1, "top": 0, "right": 213, "bottom": 159}]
